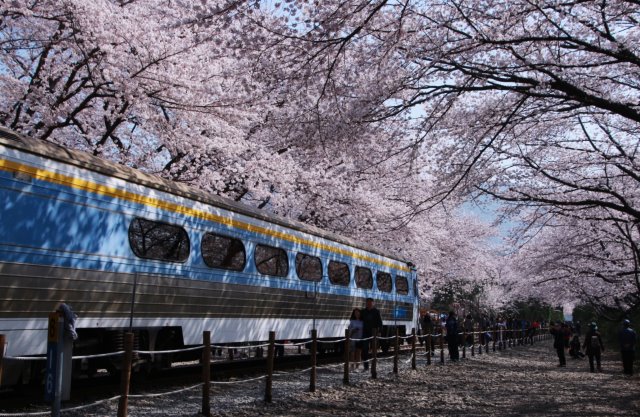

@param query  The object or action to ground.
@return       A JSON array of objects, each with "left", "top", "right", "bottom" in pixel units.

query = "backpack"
[{"left": 590, "top": 335, "right": 601, "bottom": 353}]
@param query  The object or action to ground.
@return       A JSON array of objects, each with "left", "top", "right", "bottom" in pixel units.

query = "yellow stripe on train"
[{"left": 0, "top": 158, "right": 411, "bottom": 272}]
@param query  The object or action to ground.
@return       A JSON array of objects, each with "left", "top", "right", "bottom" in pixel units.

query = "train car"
[{"left": 0, "top": 127, "right": 419, "bottom": 383}]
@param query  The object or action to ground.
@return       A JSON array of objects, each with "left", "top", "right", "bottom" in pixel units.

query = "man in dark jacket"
[
  {"left": 550, "top": 321, "right": 568, "bottom": 367},
  {"left": 361, "top": 297, "right": 383, "bottom": 370},
  {"left": 421, "top": 311, "right": 435, "bottom": 355},
  {"left": 619, "top": 319, "right": 637, "bottom": 375},
  {"left": 445, "top": 311, "right": 459, "bottom": 362}
]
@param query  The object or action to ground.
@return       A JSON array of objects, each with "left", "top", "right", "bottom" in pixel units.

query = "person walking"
[
  {"left": 464, "top": 314, "right": 474, "bottom": 347},
  {"left": 348, "top": 308, "right": 364, "bottom": 371},
  {"left": 496, "top": 316, "right": 507, "bottom": 347},
  {"left": 528, "top": 319, "right": 540, "bottom": 344},
  {"left": 619, "top": 319, "right": 637, "bottom": 376},
  {"left": 574, "top": 321, "right": 582, "bottom": 337},
  {"left": 550, "top": 321, "right": 567, "bottom": 367},
  {"left": 480, "top": 315, "right": 491, "bottom": 346},
  {"left": 582, "top": 322, "right": 604, "bottom": 372},
  {"left": 360, "top": 297, "right": 383, "bottom": 371},
  {"left": 445, "top": 311, "right": 460, "bottom": 362},
  {"left": 421, "top": 311, "right": 435, "bottom": 356}
]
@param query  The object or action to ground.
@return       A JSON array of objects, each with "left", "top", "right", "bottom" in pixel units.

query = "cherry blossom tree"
[
  {"left": 4, "top": 0, "right": 596, "bottom": 310},
  {"left": 0, "top": 0, "right": 284, "bottom": 198},
  {"left": 508, "top": 212, "right": 640, "bottom": 314},
  {"left": 245, "top": 0, "right": 639, "bottom": 217},
  {"left": 0, "top": 1, "right": 499, "bottom": 299},
  {"left": 240, "top": 0, "right": 640, "bottom": 310}
]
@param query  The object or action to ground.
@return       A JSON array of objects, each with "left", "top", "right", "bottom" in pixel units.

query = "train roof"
[{"left": 0, "top": 127, "right": 414, "bottom": 268}]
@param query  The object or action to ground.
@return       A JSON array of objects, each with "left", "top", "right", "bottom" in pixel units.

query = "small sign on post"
[{"left": 45, "top": 312, "right": 63, "bottom": 417}]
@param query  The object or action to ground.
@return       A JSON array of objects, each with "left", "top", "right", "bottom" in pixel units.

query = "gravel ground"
[{"left": 10, "top": 341, "right": 639, "bottom": 417}]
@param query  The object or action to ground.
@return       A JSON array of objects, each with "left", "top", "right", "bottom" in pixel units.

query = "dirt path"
[
  {"left": 60, "top": 341, "right": 639, "bottom": 417},
  {"left": 253, "top": 342, "right": 638, "bottom": 417}
]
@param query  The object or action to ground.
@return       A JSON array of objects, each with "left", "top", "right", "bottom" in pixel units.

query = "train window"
[
  {"left": 396, "top": 275, "right": 409, "bottom": 295},
  {"left": 295, "top": 253, "right": 322, "bottom": 281},
  {"left": 201, "top": 232, "right": 246, "bottom": 271},
  {"left": 254, "top": 244, "right": 289, "bottom": 277},
  {"left": 328, "top": 260, "right": 350, "bottom": 286},
  {"left": 376, "top": 272, "right": 392, "bottom": 293},
  {"left": 128, "top": 217, "right": 190, "bottom": 262},
  {"left": 355, "top": 266, "right": 373, "bottom": 289}
]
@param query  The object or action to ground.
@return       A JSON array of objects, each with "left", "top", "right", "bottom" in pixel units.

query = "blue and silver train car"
[{"left": 0, "top": 127, "right": 419, "bottom": 379}]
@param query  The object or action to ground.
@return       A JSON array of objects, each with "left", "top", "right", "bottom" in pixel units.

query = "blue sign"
[
  {"left": 393, "top": 306, "right": 408, "bottom": 319},
  {"left": 44, "top": 342, "right": 58, "bottom": 402}
]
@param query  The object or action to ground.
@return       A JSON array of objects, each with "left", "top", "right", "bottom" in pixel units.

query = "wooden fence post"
[
  {"left": 0, "top": 334, "right": 5, "bottom": 386},
  {"left": 264, "top": 331, "right": 275, "bottom": 403},
  {"left": 393, "top": 328, "right": 399, "bottom": 374},
  {"left": 117, "top": 332, "right": 134, "bottom": 417},
  {"left": 371, "top": 329, "right": 378, "bottom": 379},
  {"left": 471, "top": 328, "right": 475, "bottom": 357},
  {"left": 411, "top": 328, "right": 416, "bottom": 370},
  {"left": 201, "top": 331, "right": 211, "bottom": 417},
  {"left": 343, "top": 329, "right": 350, "bottom": 385},
  {"left": 462, "top": 328, "right": 467, "bottom": 359},
  {"left": 310, "top": 329, "right": 317, "bottom": 392}
]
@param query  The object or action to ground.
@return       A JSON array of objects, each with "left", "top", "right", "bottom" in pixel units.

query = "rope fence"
[{"left": 0, "top": 327, "right": 551, "bottom": 417}]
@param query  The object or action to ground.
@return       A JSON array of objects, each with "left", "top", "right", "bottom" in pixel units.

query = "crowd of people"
[
  {"left": 550, "top": 321, "right": 603, "bottom": 370},
  {"left": 417, "top": 311, "right": 544, "bottom": 358},
  {"left": 547, "top": 319, "right": 636, "bottom": 376},
  {"left": 416, "top": 310, "right": 636, "bottom": 376},
  {"left": 348, "top": 302, "right": 636, "bottom": 376}
]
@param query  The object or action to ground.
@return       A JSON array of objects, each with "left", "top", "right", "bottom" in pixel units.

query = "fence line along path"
[
  {"left": 0, "top": 329, "right": 548, "bottom": 417},
  {"left": 7, "top": 339, "right": 630, "bottom": 417}
]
